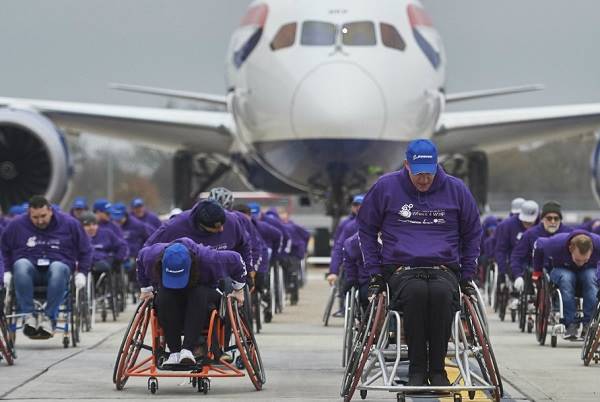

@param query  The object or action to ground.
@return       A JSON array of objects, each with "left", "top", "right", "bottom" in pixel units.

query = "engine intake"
[{"left": 0, "top": 109, "right": 69, "bottom": 212}]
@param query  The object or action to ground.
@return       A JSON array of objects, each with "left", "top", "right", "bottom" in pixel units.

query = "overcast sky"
[{"left": 1, "top": 0, "right": 599, "bottom": 112}]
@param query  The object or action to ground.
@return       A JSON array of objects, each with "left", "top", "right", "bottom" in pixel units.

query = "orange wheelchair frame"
[{"left": 112, "top": 293, "right": 265, "bottom": 394}]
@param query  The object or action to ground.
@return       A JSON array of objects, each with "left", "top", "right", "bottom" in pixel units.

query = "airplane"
[{"left": 2, "top": 0, "right": 600, "bottom": 224}]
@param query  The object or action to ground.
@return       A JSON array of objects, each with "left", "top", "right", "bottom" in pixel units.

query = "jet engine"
[{"left": 0, "top": 109, "right": 70, "bottom": 212}]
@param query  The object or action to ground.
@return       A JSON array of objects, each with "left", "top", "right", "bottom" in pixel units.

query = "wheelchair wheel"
[
  {"left": 497, "top": 284, "right": 508, "bottom": 322},
  {"left": 342, "top": 289, "right": 355, "bottom": 367},
  {"left": 518, "top": 290, "right": 527, "bottom": 332},
  {"left": 582, "top": 302, "right": 600, "bottom": 365},
  {"left": 340, "top": 293, "right": 385, "bottom": 402},
  {"left": 227, "top": 298, "right": 265, "bottom": 391},
  {"left": 463, "top": 295, "right": 502, "bottom": 401},
  {"left": 535, "top": 275, "right": 551, "bottom": 346},
  {"left": 323, "top": 284, "right": 337, "bottom": 327},
  {"left": 0, "top": 313, "right": 15, "bottom": 365},
  {"left": 113, "top": 300, "right": 151, "bottom": 390},
  {"left": 252, "top": 289, "right": 262, "bottom": 334},
  {"left": 70, "top": 282, "right": 80, "bottom": 347}
]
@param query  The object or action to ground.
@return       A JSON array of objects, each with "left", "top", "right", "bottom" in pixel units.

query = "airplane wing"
[
  {"left": 435, "top": 103, "right": 600, "bottom": 154},
  {"left": 0, "top": 96, "right": 235, "bottom": 153}
]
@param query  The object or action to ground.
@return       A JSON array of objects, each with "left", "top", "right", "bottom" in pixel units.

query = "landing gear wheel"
[
  {"left": 148, "top": 377, "right": 158, "bottom": 394},
  {"left": 360, "top": 389, "right": 367, "bottom": 399}
]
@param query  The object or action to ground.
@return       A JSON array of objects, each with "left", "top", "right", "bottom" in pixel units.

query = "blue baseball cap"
[
  {"left": 352, "top": 194, "right": 365, "bottom": 205},
  {"left": 72, "top": 197, "right": 87, "bottom": 210},
  {"left": 93, "top": 198, "right": 111, "bottom": 213},
  {"left": 162, "top": 243, "right": 191, "bottom": 289},
  {"left": 8, "top": 204, "right": 25, "bottom": 216},
  {"left": 405, "top": 139, "right": 438, "bottom": 175},
  {"left": 131, "top": 198, "right": 144, "bottom": 208},
  {"left": 247, "top": 202, "right": 261, "bottom": 217},
  {"left": 110, "top": 202, "right": 127, "bottom": 221}
]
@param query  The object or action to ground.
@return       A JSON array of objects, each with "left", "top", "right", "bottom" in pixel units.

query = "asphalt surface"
[{"left": 0, "top": 267, "right": 598, "bottom": 401}]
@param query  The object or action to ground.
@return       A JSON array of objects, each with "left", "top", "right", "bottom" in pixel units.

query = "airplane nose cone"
[{"left": 291, "top": 62, "right": 386, "bottom": 140}]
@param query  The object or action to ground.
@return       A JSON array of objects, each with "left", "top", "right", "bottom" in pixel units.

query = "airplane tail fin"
[{"left": 445, "top": 84, "right": 544, "bottom": 103}]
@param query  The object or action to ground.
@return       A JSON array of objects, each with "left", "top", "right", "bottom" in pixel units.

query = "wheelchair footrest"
[{"left": 158, "top": 362, "right": 204, "bottom": 371}]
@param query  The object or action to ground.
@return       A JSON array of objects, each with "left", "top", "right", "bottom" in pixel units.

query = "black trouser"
[
  {"left": 389, "top": 268, "right": 459, "bottom": 377},
  {"left": 156, "top": 285, "right": 220, "bottom": 353}
]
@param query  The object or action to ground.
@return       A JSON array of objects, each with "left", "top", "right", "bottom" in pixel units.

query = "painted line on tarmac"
[{"left": 0, "top": 325, "right": 126, "bottom": 399}]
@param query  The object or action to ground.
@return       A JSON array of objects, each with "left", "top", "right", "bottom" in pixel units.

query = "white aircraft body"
[{"left": 2, "top": 0, "right": 600, "bottom": 215}]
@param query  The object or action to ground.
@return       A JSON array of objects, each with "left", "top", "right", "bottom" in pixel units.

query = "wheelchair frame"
[
  {"left": 582, "top": 301, "right": 600, "bottom": 365},
  {"left": 536, "top": 270, "right": 584, "bottom": 347},
  {"left": 517, "top": 270, "right": 536, "bottom": 334},
  {"left": 0, "top": 309, "right": 15, "bottom": 365},
  {"left": 340, "top": 283, "right": 502, "bottom": 402},
  {"left": 113, "top": 293, "right": 265, "bottom": 395},
  {"left": 5, "top": 275, "right": 82, "bottom": 348},
  {"left": 342, "top": 286, "right": 364, "bottom": 367}
]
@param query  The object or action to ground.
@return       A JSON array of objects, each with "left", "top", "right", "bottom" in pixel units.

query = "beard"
[{"left": 545, "top": 225, "right": 559, "bottom": 234}]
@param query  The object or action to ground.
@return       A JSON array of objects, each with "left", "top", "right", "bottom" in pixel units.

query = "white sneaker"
[
  {"left": 37, "top": 316, "right": 54, "bottom": 338},
  {"left": 23, "top": 315, "right": 38, "bottom": 338},
  {"left": 179, "top": 348, "right": 195, "bottom": 365},
  {"left": 163, "top": 352, "right": 180, "bottom": 365}
]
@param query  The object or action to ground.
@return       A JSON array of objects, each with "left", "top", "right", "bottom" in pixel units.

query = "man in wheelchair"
[
  {"left": 80, "top": 212, "right": 128, "bottom": 280},
  {"left": 136, "top": 237, "right": 247, "bottom": 366},
  {"left": 358, "top": 139, "right": 482, "bottom": 387},
  {"left": 1, "top": 195, "right": 91, "bottom": 338},
  {"left": 341, "top": 232, "right": 370, "bottom": 308},
  {"left": 532, "top": 230, "right": 600, "bottom": 339}
]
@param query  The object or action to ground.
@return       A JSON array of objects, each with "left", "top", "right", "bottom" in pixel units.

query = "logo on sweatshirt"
[
  {"left": 26, "top": 236, "right": 37, "bottom": 248},
  {"left": 399, "top": 204, "right": 414, "bottom": 218}
]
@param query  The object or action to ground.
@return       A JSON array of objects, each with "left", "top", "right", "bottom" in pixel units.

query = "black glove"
[
  {"left": 460, "top": 280, "right": 477, "bottom": 297},
  {"left": 368, "top": 274, "right": 385, "bottom": 299}
]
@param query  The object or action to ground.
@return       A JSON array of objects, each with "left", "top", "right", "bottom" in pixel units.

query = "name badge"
[{"left": 37, "top": 259, "right": 50, "bottom": 267}]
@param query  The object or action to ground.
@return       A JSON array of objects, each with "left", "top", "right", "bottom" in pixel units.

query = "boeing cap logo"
[
  {"left": 165, "top": 267, "right": 184, "bottom": 274},
  {"left": 413, "top": 154, "right": 433, "bottom": 160}
]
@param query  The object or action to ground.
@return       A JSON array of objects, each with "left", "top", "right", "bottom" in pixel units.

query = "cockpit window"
[
  {"left": 300, "top": 21, "right": 336, "bottom": 46},
  {"left": 270, "top": 23, "right": 296, "bottom": 50},
  {"left": 341, "top": 21, "right": 376, "bottom": 46},
  {"left": 380, "top": 23, "right": 406, "bottom": 51}
]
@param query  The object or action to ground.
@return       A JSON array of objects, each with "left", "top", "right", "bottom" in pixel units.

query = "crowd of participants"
[
  {"left": 477, "top": 197, "right": 600, "bottom": 344},
  {"left": 0, "top": 187, "right": 310, "bottom": 368}
]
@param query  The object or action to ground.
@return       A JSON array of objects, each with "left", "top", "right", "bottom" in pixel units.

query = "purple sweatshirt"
[
  {"left": 144, "top": 204, "right": 253, "bottom": 271},
  {"left": 343, "top": 232, "right": 371, "bottom": 286},
  {"left": 262, "top": 214, "right": 290, "bottom": 256},
  {"left": 533, "top": 230, "right": 600, "bottom": 281},
  {"left": 137, "top": 237, "right": 247, "bottom": 289},
  {"left": 232, "top": 210, "right": 260, "bottom": 270},
  {"left": 135, "top": 210, "right": 162, "bottom": 230},
  {"left": 357, "top": 167, "right": 482, "bottom": 280},
  {"left": 511, "top": 222, "right": 572, "bottom": 278},
  {"left": 494, "top": 215, "right": 529, "bottom": 275},
  {"left": 330, "top": 219, "right": 358, "bottom": 275},
  {"left": 285, "top": 220, "right": 310, "bottom": 259},
  {"left": 119, "top": 213, "right": 154, "bottom": 259},
  {"left": 333, "top": 214, "right": 355, "bottom": 244},
  {"left": 1, "top": 209, "right": 92, "bottom": 274},
  {"left": 253, "top": 218, "right": 282, "bottom": 273},
  {"left": 99, "top": 219, "right": 124, "bottom": 239},
  {"left": 90, "top": 226, "right": 129, "bottom": 263}
]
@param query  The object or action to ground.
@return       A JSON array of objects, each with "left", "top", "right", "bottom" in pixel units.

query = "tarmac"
[{"left": 0, "top": 267, "right": 599, "bottom": 401}]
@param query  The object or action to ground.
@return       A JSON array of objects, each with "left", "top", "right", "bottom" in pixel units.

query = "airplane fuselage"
[{"left": 226, "top": 0, "right": 445, "bottom": 195}]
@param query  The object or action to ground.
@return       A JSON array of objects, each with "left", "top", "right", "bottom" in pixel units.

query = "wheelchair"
[
  {"left": 113, "top": 290, "right": 266, "bottom": 394},
  {"left": 323, "top": 264, "right": 345, "bottom": 327},
  {"left": 340, "top": 282, "right": 502, "bottom": 402},
  {"left": 535, "top": 270, "right": 584, "bottom": 347},
  {"left": 517, "top": 270, "right": 536, "bottom": 333},
  {"left": 0, "top": 290, "right": 15, "bottom": 365},
  {"left": 484, "top": 262, "right": 498, "bottom": 309},
  {"left": 342, "top": 286, "right": 365, "bottom": 368},
  {"left": 270, "top": 260, "right": 285, "bottom": 315},
  {"left": 5, "top": 274, "right": 83, "bottom": 348},
  {"left": 582, "top": 301, "right": 600, "bottom": 365},
  {"left": 92, "top": 265, "right": 121, "bottom": 323}
]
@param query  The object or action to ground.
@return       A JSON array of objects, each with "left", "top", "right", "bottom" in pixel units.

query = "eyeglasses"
[{"left": 544, "top": 215, "right": 561, "bottom": 222}]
